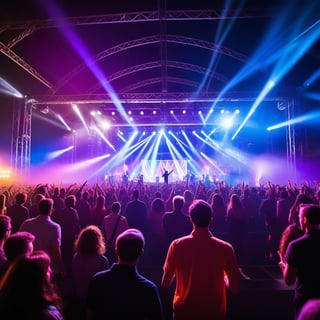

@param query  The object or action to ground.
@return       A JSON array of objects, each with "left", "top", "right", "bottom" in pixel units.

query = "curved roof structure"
[{"left": 0, "top": 0, "right": 319, "bottom": 182}]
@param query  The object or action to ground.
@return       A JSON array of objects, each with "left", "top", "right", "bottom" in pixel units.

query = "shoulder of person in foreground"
[{"left": 41, "top": 305, "right": 64, "bottom": 320}]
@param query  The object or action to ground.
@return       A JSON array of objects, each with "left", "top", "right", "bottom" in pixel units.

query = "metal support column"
[
  {"left": 11, "top": 97, "right": 32, "bottom": 176},
  {"left": 286, "top": 98, "right": 296, "bottom": 181}
]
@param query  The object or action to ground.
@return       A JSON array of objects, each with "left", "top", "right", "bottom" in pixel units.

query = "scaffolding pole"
[
  {"left": 11, "top": 98, "right": 32, "bottom": 176},
  {"left": 286, "top": 98, "right": 296, "bottom": 181}
]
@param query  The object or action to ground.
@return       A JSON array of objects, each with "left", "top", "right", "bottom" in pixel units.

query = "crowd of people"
[{"left": 0, "top": 178, "right": 320, "bottom": 319}]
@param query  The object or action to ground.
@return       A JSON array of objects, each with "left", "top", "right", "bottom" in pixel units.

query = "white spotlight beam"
[
  {"left": 200, "top": 152, "right": 225, "bottom": 175},
  {"left": 56, "top": 113, "right": 72, "bottom": 131},
  {"left": 267, "top": 110, "right": 320, "bottom": 131},
  {"left": 47, "top": 145, "right": 74, "bottom": 160},
  {"left": 232, "top": 80, "right": 275, "bottom": 140},
  {"left": 94, "top": 127, "right": 116, "bottom": 151},
  {"left": 72, "top": 103, "right": 90, "bottom": 134}
]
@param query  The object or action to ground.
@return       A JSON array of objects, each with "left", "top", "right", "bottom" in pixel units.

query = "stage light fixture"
[
  {"left": 222, "top": 117, "right": 233, "bottom": 129},
  {"left": 101, "top": 120, "right": 111, "bottom": 130},
  {"left": 182, "top": 110, "right": 186, "bottom": 114},
  {"left": 140, "top": 111, "right": 144, "bottom": 115},
  {"left": 153, "top": 110, "right": 157, "bottom": 115},
  {"left": 39, "top": 105, "right": 49, "bottom": 114},
  {"left": 170, "top": 110, "right": 174, "bottom": 114}
]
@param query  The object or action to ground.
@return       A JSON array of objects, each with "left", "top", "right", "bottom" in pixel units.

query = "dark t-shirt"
[
  {"left": 286, "top": 230, "right": 320, "bottom": 311},
  {"left": 87, "top": 264, "right": 163, "bottom": 320},
  {"left": 162, "top": 210, "right": 193, "bottom": 246},
  {"left": 125, "top": 200, "right": 147, "bottom": 232}
]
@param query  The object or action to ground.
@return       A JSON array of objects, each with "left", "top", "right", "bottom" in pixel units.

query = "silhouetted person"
[
  {"left": 7, "top": 193, "right": 29, "bottom": 233},
  {"left": 0, "top": 231, "right": 35, "bottom": 278},
  {"left": 104, "top": 202, "right": 129, "bottom": 264},
  {"left": 91, "top": 195, "right": 107, "bottom": 231},
  {"left": 29, "top": 193, "right": 45, "bottom": 218},
  {"left": 0, "top": 251, "right": 64, "bottom": 320},
  {"left": 125, "top": 189, "right": 147, "bottom": 234},
  {"left": 162, "top": 170, "right": 173, "bottom": 184},
  {"left": 87, "top": 228, "right": 164, "bottom": 320},
  {"left": 0, "top": 216, "right": 11, "bottom": 268},
  {"left": 260, "top": 189, "right": 278, "bottom": 261},
  {"left": 76, "top": 191, "right": 91, "bottom": 229},
  {"left": 58, "top": 195, "right": 81, "bottom": 272},
  {"left": 162, "top": 195, "right": 193, "bottom": 250},
  {"left": 19, "top": 198, "right": 65, "bottom": 280},
  {"left": 282, "top": 204, "right": 320, "bottom": 318},
  {"left": 298, "top": 299, "right": 320, "bottom": 320}
]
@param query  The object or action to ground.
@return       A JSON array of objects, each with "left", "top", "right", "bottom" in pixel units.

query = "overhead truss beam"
[
  {"left": 0, "top": 9, "right": 271, "bottom": 30},
  {"left": 30, "top": 92, "right": 287, "bottom": 106}
]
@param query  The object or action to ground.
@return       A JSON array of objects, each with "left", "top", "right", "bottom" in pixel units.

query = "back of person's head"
[
  {"left": 96, "top": 195, "right": 105, "bottom": 208},
  {"left": 278, "top": 224, "right": 304, "bottom": 258},
  {"left": 83, "top": 191, "right": 89, "bottom": 200},
  {"left": 301, "top": 205, "right": 320, "bottom": 226},
  {"left": 295, "top": 193, "right": 313, "bottom": 206},
  {"left": 0, "top": 250, "right": 52, "bottom": 305},
  {"left": 38, "top": 198, "right": 53, "bottom": 216},
  {"left": 65, "top": 195, "right": 76, "bottom": 208},
  {"left": 212, "top": 193, "right": 225, "bottom": 208},
  {"left": 189, "top": 199, "right": 212, "bottom": 228},
  {"left": 111, "top": 202, "right": 121, "bottom": 214},
  {"left": 183, "top": 189, "right": 193, "bottom": 203},
  {"left": 74, "top": 225, "right": 105, "bottom": 256},
  {"left": 4, "top": 232, "right": 35, "bottom": 261},
  {"left": 75, "top": 191, "right": 82, "bottom": 200},
  {"left": 53, "top": 187, "right": 59, "bottom": 196},
  {"left": 173, "top": 195, "right": 184, "bottom": 211},
  {"left": 116, "top": 229, "right": 145, "bottom": 263},
  {"left": 151, "top": 197, "right": 165, "bottom": 214},
  {"left": 280, "top": 189, "right": 289, "bottom": 199},
  {"left": 0, "top": 215, "right": 11, "bottom": 240},
  {"left": 15, "top": 193, "right": 26, "bottom": 205},
  {"left": 133, "top": 189, "right": 139, "bottom": 199},
  {"left": 155, "top": 191, "right": 162, "bottom": 199},
  {"left": 34, "top": 193, "right": 45, "bottom": 205},
  {"left": 60, "top": 188, "right": 66, "bottom": 197},
  {"left": 298, "top": 299, "right": 320, "bottom": 320},
  {"left": 0, "top": 194, "right": 6, "bottom": 208},
  {"left": 231, "top": 193, "right": 241, "bottom": 205}
]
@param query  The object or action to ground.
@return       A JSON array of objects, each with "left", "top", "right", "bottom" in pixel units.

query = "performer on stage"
[{"left": 162, "top": 169, "right": 173, "bottom": 184}]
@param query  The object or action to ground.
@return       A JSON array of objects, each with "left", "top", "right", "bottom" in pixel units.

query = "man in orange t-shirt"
[{"left": 161, "top": 199, "right": 240, "bottom": 320}]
